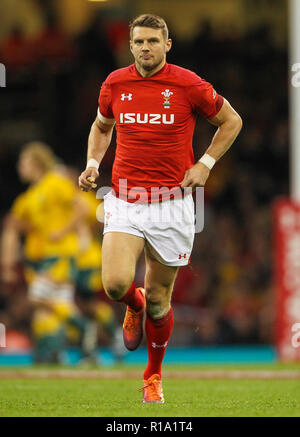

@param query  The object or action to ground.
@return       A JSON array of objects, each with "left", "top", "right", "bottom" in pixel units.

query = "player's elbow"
[
  {"left": 235, "top": 113, "right": 243, "bottom": 133},
  {"left": 228, "top": 112, "right": 242, "bottom": 136},
  {"left": 94, "top": 117, "right": 113, "bottom": 135}
]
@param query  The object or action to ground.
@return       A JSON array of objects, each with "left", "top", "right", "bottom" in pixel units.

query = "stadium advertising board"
[{"left": 274, "top": 199, "right": 300, "bottom": 361}]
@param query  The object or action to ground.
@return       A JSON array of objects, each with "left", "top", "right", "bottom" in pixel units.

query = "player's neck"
[
  {"left": 135, "top": 59, "right": 166, "bottom": 78},
  {"left": 31, "top": 168, "right": 47, "bottom": 183}
]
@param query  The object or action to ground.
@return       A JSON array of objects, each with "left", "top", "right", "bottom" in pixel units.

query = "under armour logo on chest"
[{"left": 121, "top": 93, "right": 132, "bottom": 101}]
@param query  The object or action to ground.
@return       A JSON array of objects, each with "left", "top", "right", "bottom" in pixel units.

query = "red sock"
[
  {"left": 117, "top": 281, "right": 144, "bottom": 312},
  {"left": 144, "top": 307, "right": 174, "bottom": 380}
]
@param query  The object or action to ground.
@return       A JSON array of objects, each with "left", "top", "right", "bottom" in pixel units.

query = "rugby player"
[
  {"left": 79, "top": 14, "right": 242, "bottom": 402},
  {"left": 1, "top": 142, "right": 86, "bottom": 362}
]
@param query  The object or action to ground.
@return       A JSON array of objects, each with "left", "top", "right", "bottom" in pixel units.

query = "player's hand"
[
  {"left": 78, "top": 167, "right": 99, "bottom": 192},
  {"left": 180, "top": 162, "right": 210, "bottom": 188}
]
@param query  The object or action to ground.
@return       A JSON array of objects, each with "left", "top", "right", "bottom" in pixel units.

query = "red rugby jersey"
[{"left": 98, "top": 63, "right": 223, "bottom": 203}]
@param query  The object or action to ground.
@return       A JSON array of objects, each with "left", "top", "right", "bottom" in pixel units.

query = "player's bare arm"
[
  {"left": 78, "top": 117, "right": 114, "bottom": 191},
  {"left": 0, "top": 214, "right": 26, "bottom": 283},
  {"left": 181, "top": 99, "right": 242, "bottom": 188}
]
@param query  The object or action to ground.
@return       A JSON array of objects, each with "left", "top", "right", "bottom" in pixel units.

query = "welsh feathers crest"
[{"left": 161, "top": 89, "right": 173, "bottom": 107}]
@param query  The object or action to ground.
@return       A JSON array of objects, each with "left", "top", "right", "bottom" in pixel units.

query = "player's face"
[
  {"left": 17, "top": 152, "right": 37, "bottom": 183},
  {"left": 130, "top": 27, "right": 171, "bottom": 76}
]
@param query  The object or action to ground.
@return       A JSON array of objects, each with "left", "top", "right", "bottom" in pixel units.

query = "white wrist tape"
[
  {"left": 86, "top": 158, "right": 100, "bottom": 169},
  {"left": 199, "top": 154, "right": 216, "bottom": 170}
]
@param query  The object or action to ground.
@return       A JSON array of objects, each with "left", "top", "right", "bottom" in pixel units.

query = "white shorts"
[
  {"left": 103, "top": 191, "right": 195, "bottom": 266},
  {"left": 28, "top": 276, "right": 74, "bottom": 303}
]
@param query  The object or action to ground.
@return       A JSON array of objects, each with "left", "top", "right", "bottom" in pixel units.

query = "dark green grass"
[
  {"left": 0, "top": 379, "right": 299, "bottom": 417},
  {"left": 0, "top": 363, "right": 299, "bottom": 417}
]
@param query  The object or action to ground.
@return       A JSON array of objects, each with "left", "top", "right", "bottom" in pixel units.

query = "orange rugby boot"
[
  {"left": 123, "top": 287, "right": 145, "bottom": 351},
  {"left": 140, "top": 374, "right": 165, "bottom": 403}
]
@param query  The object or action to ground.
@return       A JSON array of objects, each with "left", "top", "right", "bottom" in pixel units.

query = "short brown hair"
[{"left": 129, "top": 14, "right": 169, "bottom": 40}]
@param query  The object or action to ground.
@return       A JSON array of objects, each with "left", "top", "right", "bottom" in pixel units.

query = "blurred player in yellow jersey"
[
  {"left": 63, "top": 167, "right": 119, "bottom": 364},
  {"left": 1, "top": 142, "right": 87, "bottom": 363}
]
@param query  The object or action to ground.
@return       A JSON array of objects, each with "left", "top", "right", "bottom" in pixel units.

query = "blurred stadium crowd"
[{"left": 0, "top": 8, "right": 288, "bottom": 359}]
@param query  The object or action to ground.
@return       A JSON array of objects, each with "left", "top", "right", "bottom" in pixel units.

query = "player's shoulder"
[
  {"left": 168, "top": 64, "right": 207, "bottom": 87},
  {"left": 104, "top": 65, "right": 135, "bottom": 85},
  {"left": 14, "top": 190, "right": 29, "bottom": 203},
  {"left": 12, "top": 184, "right": 38, "bottom": 216},
  {"left": 42, "top": 171, "right": 75, "bottom": 191},
  {"left": 42, "top": 171, "right": 65, "bottom": 184},
  {"left": 11, "top": 190, "right": 29, "bottom": 210}
]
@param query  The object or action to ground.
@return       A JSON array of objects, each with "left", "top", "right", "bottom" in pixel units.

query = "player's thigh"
[
  {"left": 144, "top": 247, "right": 179, "bottom": 303},
  {"left": 102, "top": 232, "right": 145, "bottom": 288}
]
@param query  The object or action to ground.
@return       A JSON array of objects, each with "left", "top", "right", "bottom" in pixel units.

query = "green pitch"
[{"left": 0, "top": 363, "right": 299, "bottom": 417}]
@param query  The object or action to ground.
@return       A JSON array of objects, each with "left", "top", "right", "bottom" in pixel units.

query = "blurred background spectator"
[{"left": 0, "top": 0, "right": 288, "bottom": 352}]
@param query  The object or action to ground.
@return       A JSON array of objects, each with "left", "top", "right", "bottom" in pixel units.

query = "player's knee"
[
  {"left": 103, "top": 279, "right": 131, "bottom": 301},
  {"left": 145, "top": 287, "right": 170, "bottom": 319}
]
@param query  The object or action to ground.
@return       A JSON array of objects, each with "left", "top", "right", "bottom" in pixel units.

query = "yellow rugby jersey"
[
  {"left": 12, "top": 172, "right": 79, "bottom": 257},
  {"left": 11, "top": 192, "right": 44, "bottom": 261}
]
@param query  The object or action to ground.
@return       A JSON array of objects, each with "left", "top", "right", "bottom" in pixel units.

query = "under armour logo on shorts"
[
  {"left": 178, "top": 253, "right": 187, "bottom": 259},
  {"left": 121, "top": 93, "right": 133, "bottom": 101}
]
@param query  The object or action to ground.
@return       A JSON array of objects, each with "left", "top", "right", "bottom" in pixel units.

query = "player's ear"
[
  {"left": 166, "top": 38, "right": 172, "bottom": 53},
  {"left": 129, "top": 40, "right": 133, "bottom": 54}
]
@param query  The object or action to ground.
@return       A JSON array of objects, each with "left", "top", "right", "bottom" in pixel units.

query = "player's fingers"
[
  {"left": 78, "top": 168, "right": 100, "bottom": 191},
  {"left": 79, "top": 173, "right": 95, "bottom": 186},
  {"left": 87, "top": 176, "right": 97, "bottom": 189},
  {"left": 79, "top": 178, "right": 92, "bottom": 191},
  {"left": 180, "top": 174, "right": 189, "bottom": 187},
  {"left": 78, "top": 177, "right": 90, "bottom": 187},
  {"left": 80, "top": 184, "right": 93, "bottom": 192},
  {"left": 84, "top": 168, "right": 99, "bottom": 183},
  {"left": 181, "top": 177, "right": 193, "bottom": 188},
  {"left": 180, "top": 170, "right": 188, "bottom": 184}
]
